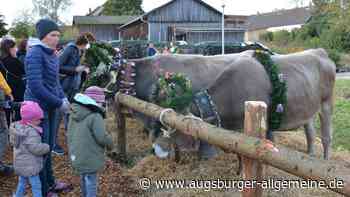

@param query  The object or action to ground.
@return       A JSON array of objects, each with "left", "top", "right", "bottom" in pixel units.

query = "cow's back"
[
  {"left": 272, "top": 48, "right": 336, "bottom": 129},
  {"left": 207, "top": 48, "right": 336, "bottom": 131},
  {"left": 133, "top": 51, "right": 255, "bottom": 100}
]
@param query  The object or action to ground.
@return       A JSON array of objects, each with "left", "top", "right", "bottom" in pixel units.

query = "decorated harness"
[{"left": 148, "top": 72, "right": 221, "bottom": 139}]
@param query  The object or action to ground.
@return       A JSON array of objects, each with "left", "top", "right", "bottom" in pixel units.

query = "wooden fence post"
[
  {"left": 242, "top": 101, "right": 267, "bottom": 197},
  {"left": 114, "top": 96, "right": 127, "bottom": 162}
]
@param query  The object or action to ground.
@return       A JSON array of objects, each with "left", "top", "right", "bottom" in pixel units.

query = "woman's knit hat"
[{"left": 35, "top": 19, "right": 60, "bottom": 40}]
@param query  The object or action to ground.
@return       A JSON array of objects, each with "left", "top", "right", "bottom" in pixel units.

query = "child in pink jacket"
[{"left": 10, "top": 101, "right": 50, "bottom": 197}]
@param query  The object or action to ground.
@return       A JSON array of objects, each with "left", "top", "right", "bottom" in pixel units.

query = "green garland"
[
  {"left": 85, "top": 42, "right": 114, "bottom": 73},
  {"left": 157, "top": 72, "right": 194, "bottom": 113},
  {"left": 83, "top": 42, "right": 115, "bottom": 88},
  {"left": 254, "top": 50, "right": 287, "bottom": 130}
]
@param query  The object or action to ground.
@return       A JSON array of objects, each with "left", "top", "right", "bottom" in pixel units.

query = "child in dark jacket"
[
  {"left": 10, "top": 101, "right": 50, "bottom": 197},
  {"left": 67, "top": 86, "right": 113, "bottom": 197}
]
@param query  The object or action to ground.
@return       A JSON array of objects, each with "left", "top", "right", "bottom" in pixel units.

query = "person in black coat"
[
  {"left": 0, "top": 38, "right": 26, "bottom": 124},
  {"left": 16, "top": 39, "right": 27, "bottom": 65}
]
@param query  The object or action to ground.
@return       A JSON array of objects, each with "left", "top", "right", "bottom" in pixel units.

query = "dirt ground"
[{"left": 1, "top": 114, "right": 349, "bottom": 197}]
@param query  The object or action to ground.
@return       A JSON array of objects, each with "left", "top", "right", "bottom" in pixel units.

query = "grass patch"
[{"left": 314, "top": 80, "right": 350, "bottom": 151}]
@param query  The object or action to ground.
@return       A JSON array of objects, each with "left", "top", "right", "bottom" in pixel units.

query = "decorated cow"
[{"left": 111, "top": 48, "right": 335, "bottom": 165}]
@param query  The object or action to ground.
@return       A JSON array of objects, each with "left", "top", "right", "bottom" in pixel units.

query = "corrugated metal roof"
[
  {"left": 247, "top": 7, "right": 311, "bottom": 31},
  {"left": 73, "top": 16, "right": 138, "bottom": 25}
]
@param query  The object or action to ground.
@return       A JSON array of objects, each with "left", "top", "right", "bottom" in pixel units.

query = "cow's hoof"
[
  {"left": 236, "top": 169, "right": 243, "bottom": 177},
  {"left": 308, "top": 152, "right": 316, "bottom": 158}
]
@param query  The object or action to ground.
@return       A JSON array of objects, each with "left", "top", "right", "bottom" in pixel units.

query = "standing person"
[
  {"left": 24, "top": 19, "right": 70, "bottom": 196},
  {"left": 147, "top": 42, "right": 157, "bottom": 57},
  {"left": 0, "top": 58, "right": 15, "bottom": 175},
  {"left": 67, "top": 86, "right": 113, "bottom": 197},
  {"left": 0, "top": 38, "right": 26, "bottom": 123},
  {"left": 53, "top": 34, "right": 89, "bottom": 155},
  {"left": 0, "top": 89, "right": 13, "bottom": 176},
  {"left": 170, "top": 42, "right": 178, "bottom": 54},
  {"left": 11, "top": 101, "right": 50, "bottom": 197},
  {"left": 162, "top": 46, "right": 171, "bottom": 55},
  {"left": 16, "top": 39, "right": 28, "bottom": 65}
]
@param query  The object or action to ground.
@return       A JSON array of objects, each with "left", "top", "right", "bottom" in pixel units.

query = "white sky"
[{"left": 0, "top": 0, "right": 312, "bottom": 27}]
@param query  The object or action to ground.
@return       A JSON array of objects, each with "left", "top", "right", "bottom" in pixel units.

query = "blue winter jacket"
[
  {"left": 59, "top": 42, "right": 82, "bottom": 95},
  {"left": 24, "top": 41, "right": 65, "bottom": 110}
]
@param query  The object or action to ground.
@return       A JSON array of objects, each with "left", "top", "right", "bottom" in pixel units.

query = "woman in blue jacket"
[
  {"left": 24, "top": 19, "right": 70, "bottom": 196},
  {"left": 52, "top": 34, "right": 89, "bottom": 155}
]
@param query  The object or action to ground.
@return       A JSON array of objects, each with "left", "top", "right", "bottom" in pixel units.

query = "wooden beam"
[
  {"left": 242, "top": 101, "right": 267, "bottom": 197},
  {"left": 114, "top": 95, "right": 127, "bottom": 162}
]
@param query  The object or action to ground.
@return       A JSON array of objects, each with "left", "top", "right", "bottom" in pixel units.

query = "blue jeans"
[
  {"left": 80, "top": 173, "right": 98, "bottom": 197},
  {"left": 0, "top": 129, "right": 8, "bottom": 163},
  {"left": 53, "top": 111, "right": 68, "bottom": 150},
  {"left": 53, "top": 84, "right": 78, "bottom": 149},
  {"left": 0, "top": 109, "right": 8, "bottom": 162},
  {"left": 40, "top": 109, "right": 59, "bottom": 195},
  {"left": 15, "top": 175, "right": 42, "bottom": 197}
]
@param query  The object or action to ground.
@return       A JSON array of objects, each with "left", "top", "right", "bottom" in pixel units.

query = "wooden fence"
[{"left": 112, "top": 93, "right": 350, "bottom": 197}]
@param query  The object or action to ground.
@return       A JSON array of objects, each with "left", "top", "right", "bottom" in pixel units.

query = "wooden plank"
[{"left": 242, "top": 101, "right": 267, "bottom": 197}]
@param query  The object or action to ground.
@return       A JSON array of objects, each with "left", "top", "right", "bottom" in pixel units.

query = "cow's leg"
[
  {"left": 319, "top": 100, "right": 333, "bottom": 160},
  {"left": 237, "top": 154, "right": 242, "bottom": 176},
  {"left": 266, "top": 130, "right": 274, "bottom": 142},
  {"left": 199, "top": 140, "right": 217, "bottom": 160},
  {"left": 303, "top": 119, "right": 316, "bottom": 157}
]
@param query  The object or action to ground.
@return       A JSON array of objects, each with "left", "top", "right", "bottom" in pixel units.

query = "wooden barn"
[
  {"left": 120, "top": 0, "right": 247, "bottom": 44},
  {"left": 72, "top": 15, "right": 136, "bottom": 41}
]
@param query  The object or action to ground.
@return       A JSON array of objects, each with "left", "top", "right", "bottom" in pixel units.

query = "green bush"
[
  {"left": 304, "top": 37, "right": 321, "bottom": 49},
  {"left": 293, "top": 27, "right": 314, "bottom": 42},
  {"left": 259, "top": 32, "right": 274, "bottom": 42},
  {"left": 320, "top": 25, "right": 350, "bottom": 52},
  {"left": 327, "top": 49, "right": 342, "bottom": 68},
  {"left": 272, "top": 30, "right": 291, "bottom": 45}
]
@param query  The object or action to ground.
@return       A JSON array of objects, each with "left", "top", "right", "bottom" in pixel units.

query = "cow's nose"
[{"left": 152, "top": 143, "right": 170, "bottom": 159}]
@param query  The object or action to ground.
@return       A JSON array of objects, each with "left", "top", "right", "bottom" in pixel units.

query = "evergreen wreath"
[
  {"left": 83, "top": 42, "right": 115, "bottom": 88},
  {"left": 157, "top": 72, "right": 194, "bottom": 112},
  {"left": 254, "top": 50, "right": 287, "bottom": 131}
]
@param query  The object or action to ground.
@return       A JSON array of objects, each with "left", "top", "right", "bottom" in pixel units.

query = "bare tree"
[
  {"left": 290, "top": 0, "right": 306, "bottom": 7},
  {"left": 0, "top": 14, "right": 8, "bottom": 37},
  {"left": 32, "top": 0, "right": 72, "bottom": 24},
  {"left": 13, "top": 9, "right": 36, "bottom": 25}
]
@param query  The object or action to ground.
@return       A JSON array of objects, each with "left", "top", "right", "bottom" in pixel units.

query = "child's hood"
[
  {"left": 71, "top": 93, "right": 105, "bottom": 121},
  {"left": 10, "top": 122, "right": 29, "bottom": 137},
  {"left": 10, "top": 122, "right": 30, "bottom": 148},
  {"left": 71, "top": 103, "right": 93, "bottom": 122}
]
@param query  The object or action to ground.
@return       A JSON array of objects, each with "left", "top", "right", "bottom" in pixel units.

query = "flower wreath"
[{"left": 157, "top": 72, "right": 194, "bottom": 112}]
